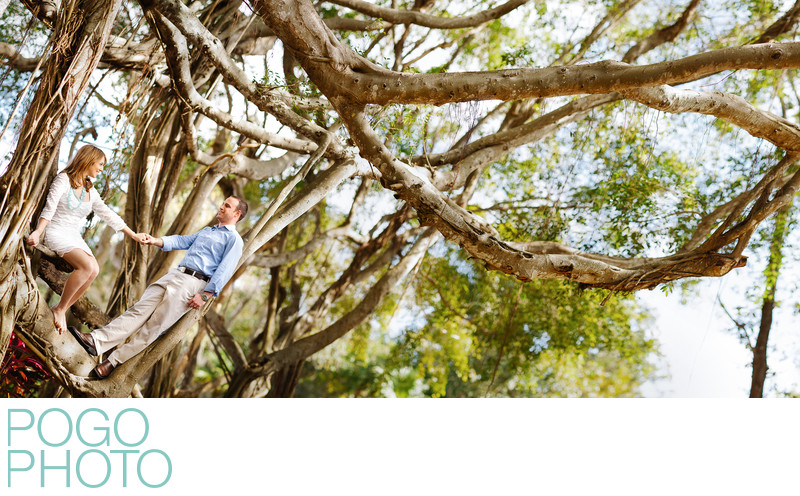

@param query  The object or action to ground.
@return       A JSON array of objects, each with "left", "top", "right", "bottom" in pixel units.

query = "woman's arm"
[
  {"left": 39, "top": 173, "right": 69, "bottom": 222},
  {"left": 26, "top": 218, "right": 49, "bottom": 246},
  {"left": 89, "top": 187, "right": 128, "bottom": 232},
  {"left": 121, "top": 226, "right": 148, "bottom": 244},
  {"left": 27, "top": 174, "right": 68, "bottom": 246}
]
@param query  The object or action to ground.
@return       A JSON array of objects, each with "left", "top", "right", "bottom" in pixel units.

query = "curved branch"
[
  {"left": 0, "top": 42, "right": 40, "bottom": 71},
  {"left": 681, "top": 169, "right": 795, "bottom": 252},
  {"left": 622, "top": 0, "right": 700, "bottom": 63},
  {"left": 325, "top": 0, "right": 529, "bottom": 29},
  {"left": 754, "top": 0, "right": 800, "bottom": 44},
  {"left": 181, "top": 107, "right": 303, "bottom": 180},
  {"left": 345, "top": 42, "right": 800, "bottom": 105},
  {"left": 155, "top": 13, "right": 317, "bottom": 153},
  {"left": 621, "top": 86, "right": 800, "bottom": 152},
  {"left": 420, "top": 93, "right": 619, "bottom": 169},
  {"left": 339, "top": 101, "right": 753, "bottom": 290},
  {"left": 151, "top": 0, "right": 347, "bottom": 159}
]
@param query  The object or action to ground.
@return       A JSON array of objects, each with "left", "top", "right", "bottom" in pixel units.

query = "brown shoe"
[
  {"left": 68, "top": 326, "right": 97, "bottom": 356},
  {"left": 93, "top": 360, "right": 114, "bottom": 379}
]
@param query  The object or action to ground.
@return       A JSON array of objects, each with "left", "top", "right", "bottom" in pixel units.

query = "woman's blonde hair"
[{"left": 63, "top": 145, "right": 106, "bottom": 192}]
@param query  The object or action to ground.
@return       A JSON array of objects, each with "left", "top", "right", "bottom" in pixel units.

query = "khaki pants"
[{"left": 92, "top": 269, "right": 207, "bottom": 366}]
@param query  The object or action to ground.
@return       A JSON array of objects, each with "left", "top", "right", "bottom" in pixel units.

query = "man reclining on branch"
[{"left": 69, "top": 196, "right": 248, "bottom": 379}]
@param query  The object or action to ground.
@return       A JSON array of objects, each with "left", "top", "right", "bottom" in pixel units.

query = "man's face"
[{"left": 217, "top": 197, "right": 241, "bottom": 225}]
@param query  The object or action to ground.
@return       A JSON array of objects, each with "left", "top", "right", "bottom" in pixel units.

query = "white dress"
[{"left": 39, "top": 172, "right": 128, "bottom": 257}]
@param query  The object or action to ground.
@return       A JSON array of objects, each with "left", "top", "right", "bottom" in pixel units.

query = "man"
[{"left": 69, "top": 196, "right": 248, "bottom": 378}]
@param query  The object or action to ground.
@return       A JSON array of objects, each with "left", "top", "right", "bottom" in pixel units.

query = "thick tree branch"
[
  {"left": 151, "top": 0, "right": 348, "bottom": 159},
  {"left": 754, "top": 0, "right": 800, "bottom": 44},
  {"left": 325, "top": 0, "right": 529, "bottom": 29},
  {"left": 155, "top": 14, "right": 317, "bottom": 154},
  {"left": 621, "top": 86, "right": 800, "bottom": 152},
  {"left": 344, "top": 42, "right": 800, "bottom": 106}
]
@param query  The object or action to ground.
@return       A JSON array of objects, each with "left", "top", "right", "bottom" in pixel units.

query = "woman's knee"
[
  {"left": 88, "top": 259, "right": 100, "bottom": 280},
  {"left": 65, "top": 250, "right": 99, "bottom": 279}
]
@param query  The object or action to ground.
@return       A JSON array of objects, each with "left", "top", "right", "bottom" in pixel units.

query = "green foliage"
[
  {"left": 298, "top": 245, "right": 658, "bottom": 397},
  {"left": 574, "top": 123, "right": 699, "bottom": 254},
  {"left": 461, "top": 18, "right": 529, "bottom": 70}
]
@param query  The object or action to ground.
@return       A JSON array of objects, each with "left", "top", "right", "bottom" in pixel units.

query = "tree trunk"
[
  {"left": 266, "top": 360, "right": 304, "bottom": 397},
  {"left": 750, "top": 298, "right": 774, "bottom": 398},
  {"left": 105, "top": 102, "right": 182, "bottom": 317},
  {"left": 0, "top": 0, "right": 122, "bottom": 368},
  {"left": 144, "top": 345, "right": 183, "bottom": 397},
  {"left": 749, "top": 203, "right": 792, "bottom": 397}
]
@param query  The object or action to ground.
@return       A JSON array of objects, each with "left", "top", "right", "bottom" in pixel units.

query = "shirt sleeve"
[
  {"left": 90, "top": 188, "right": 128, "bottom": 232},
  {"left": 204, "top": 233, "right": 243, "bottom": 296},
  {"left": 39, "top": 173, "right": 70, "bottom": 221},
  {"left": 160, "top": 230, "right": 201, "bottom": 252}
]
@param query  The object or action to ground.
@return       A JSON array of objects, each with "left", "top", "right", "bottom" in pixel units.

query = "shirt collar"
[{"left": 213, "top": 224, "right": 236, "bottom": 231}]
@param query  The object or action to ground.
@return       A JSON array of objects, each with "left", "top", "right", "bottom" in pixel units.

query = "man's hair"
[{"left": 232, "top": 196, "right": 249, "bottom": 222}]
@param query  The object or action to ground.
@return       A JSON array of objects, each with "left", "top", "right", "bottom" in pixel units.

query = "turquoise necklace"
[{"left": 67, "top": 182, "right": 87, "bottom": 210}]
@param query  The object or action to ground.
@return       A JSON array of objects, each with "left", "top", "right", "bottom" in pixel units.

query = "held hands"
[
  {"left": 137, "top": 233, "right": 162, "bottom": 246},
  {"left": 132, "top": 232, "right": 149, "bottom": 244}
]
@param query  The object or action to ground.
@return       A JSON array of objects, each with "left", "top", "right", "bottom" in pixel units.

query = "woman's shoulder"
[{"left": 48, "top": 171, "right": 70, "bottom": 189}]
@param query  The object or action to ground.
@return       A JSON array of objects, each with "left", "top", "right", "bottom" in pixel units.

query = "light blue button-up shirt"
[{"left": 161, "top": 224, "right": 243, "bottom": 296}]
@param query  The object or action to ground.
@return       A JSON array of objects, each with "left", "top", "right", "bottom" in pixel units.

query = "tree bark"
[
  {"left": 0, "top": 0, "right": 122, "bottom": 367},
  {"left": 750, "top": 204, "right": 792, "bottom": 398}
]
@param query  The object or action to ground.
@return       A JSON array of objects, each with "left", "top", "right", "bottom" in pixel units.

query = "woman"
[{"left": 26, "top": 145, "right": 147, "bottom": 334}]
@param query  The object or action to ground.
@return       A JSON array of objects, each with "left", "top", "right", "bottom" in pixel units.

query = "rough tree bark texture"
[{"left": 0, "top": 0, "right": 122, "bottom": 375}]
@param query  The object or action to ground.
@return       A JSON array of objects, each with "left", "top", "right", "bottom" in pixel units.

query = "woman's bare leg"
[{"left": 51, "top": 249, "right": 99, "bottom": 333}]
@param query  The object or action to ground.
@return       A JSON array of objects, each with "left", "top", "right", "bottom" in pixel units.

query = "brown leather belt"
[{"left": 179, "top": 266, "right": 210, "bottom": 282}]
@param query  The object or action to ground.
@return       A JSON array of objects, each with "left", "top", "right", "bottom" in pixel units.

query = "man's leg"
[
  {"left": 91, "top": 277, "right": 169, "bottom": 355},
  {"left": 106, "top": 272, "right": 205, "bottom": 366}
]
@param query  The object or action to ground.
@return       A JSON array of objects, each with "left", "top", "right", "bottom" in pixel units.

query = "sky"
[{"left": 638, "top": 270, "right": 800, "bottom": 398}]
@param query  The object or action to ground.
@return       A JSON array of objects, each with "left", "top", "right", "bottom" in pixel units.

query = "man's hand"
[
  {"left": 188, "top": 293, "right": 209, "bottom": 309},
  {"left": 140, "top": 234, "right": 163, "bottom": 247}
]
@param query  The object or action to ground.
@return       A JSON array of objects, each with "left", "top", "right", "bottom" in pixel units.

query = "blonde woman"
[{"left": 26, "top": 145, "right": 147, "bottom": 333}]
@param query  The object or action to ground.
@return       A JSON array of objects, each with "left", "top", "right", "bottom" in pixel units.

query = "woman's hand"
[
  {"left": 26, "top": 220, "right": 48, "bottom": 247},
  {"left": 26, "top": 231, "right": 41, "bottom": 247},
  {"left": 139, "top": 234, "right": 163, "bottom": 247}
]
